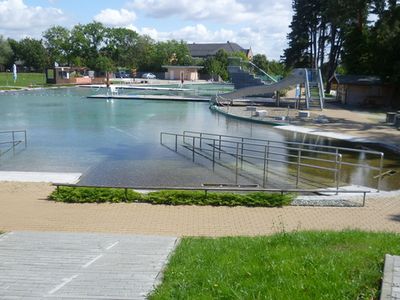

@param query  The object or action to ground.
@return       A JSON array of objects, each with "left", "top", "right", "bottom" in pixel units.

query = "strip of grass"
[
  {"left": 0, "top": 72, "right": 46, "bottom": 88},
  {"left": 150, "top": 231, "right": 400, "bottom": 299},
  {"left": 48, "top": 187, "right": 293, "bottom": 207}
]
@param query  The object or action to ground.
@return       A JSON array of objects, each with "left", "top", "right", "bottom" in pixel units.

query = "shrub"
[
  {"left": 49, "top": 187, "right": 294, "bottom": 207},
  {"left": 48, "top": 186, "right": 142, "bottom": 203}
]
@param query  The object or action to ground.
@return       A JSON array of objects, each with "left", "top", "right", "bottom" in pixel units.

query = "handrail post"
[
  {"left": 199, "top": 132, "right": 203, "bottom": 149},
  {"left": 218, "top": 135, "right": 222, "bottom": 159},
  {"left": 160, "top": 132, "right": 163, "bottom": 145},
  {"left": 336, "top": 154, "right": 342, "bottom": 193},
  {"left": 362, "top": 192, "right": 366, "bottom": 207},
  {"left": 235, "top": 142, "right": 239, "bottom": 184},
  {"left": 263, "top": 145, "right": 267, "bottom": 188},
  {"left": 296, "top": 149, "right": 301, "bottom": 187},
  {"left": 12, "top": 131, "right": 15, "bottom": 154},
  {"left": 212, "top": 139, "right": 216, "bottom": 171},
  {"left": 24, "top": 130, "right": 27, "bottom": 148},
  {"left": 240, "top": 137, "right": 244, "bottom": 168},
  {"left": 334, "top": 148, "right": 339, "bottom": 191},
  {"left": 377, "top": 153, "right": 384, "bottom": 192},
  {"left": 192, "top": 137, "right": 195, "bottom": 162},
  {"left": 175, "top": 135, "right": 178, "bottom": 152}
]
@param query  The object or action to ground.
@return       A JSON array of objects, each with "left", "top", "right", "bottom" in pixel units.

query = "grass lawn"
[
  {"left": 150, "top": 231, "right": 400, "bottom": 299},
  {"left": 0, "top": 72, "right": 46, "bottom": 88}
]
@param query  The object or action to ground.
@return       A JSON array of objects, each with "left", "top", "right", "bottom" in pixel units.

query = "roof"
[
  {"left": 330, "top": 74, "right": 382, "bottom": 86},
  {"left": 162, "top": 65, "right": 203, "bottom": 69},
  {"left": 188, "top": 42, "right": 248, "bottom": 57}
]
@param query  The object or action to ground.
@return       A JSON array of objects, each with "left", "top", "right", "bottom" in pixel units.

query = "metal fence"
[
  {"left": 0, "top": 130, "right": 27, "bottom": 158},
  {"left": 160, "top": 131, "right": 384, "bottom": 191}
]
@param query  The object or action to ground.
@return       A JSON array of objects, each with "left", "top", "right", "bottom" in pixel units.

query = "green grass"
[
  {"left": 48, "top": 187, "right": 294, "bottom": 207},
  {"left": 150, "top": 231, "right": 400, "bottom": 299},
  {"left": 0, "top": 72, "right": 46, "bottom": 88}
]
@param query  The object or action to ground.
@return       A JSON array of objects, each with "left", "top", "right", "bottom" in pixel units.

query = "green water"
[{"left": 0, "top": 86, "right": 399, "bottom": 190}]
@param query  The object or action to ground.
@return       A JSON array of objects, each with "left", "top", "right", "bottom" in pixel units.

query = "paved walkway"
[
  {"left": 0, "top": 182, "right": 399, "bottom": 236},
  {"left": 219, "top": 103, "right": 400, "bottom": 153},
  {"left": 381, "top": 255, "right": 400, "bottom": 300},
  {"left": 0, "top": 231, "right": 177, "bottom": 299}
]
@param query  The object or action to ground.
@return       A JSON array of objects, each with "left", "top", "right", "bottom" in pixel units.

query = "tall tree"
[
  {"left": 43, "top": 26, "right": 72, "bottom": 66},
  {"left": 0, "top": 35, "right": 12, "bottom": 68}
]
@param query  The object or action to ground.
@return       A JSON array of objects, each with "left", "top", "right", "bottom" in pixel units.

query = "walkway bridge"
[
  {"left": 160, "top": 131, "right": 384, "bottom": 191},
  {"left": 216, "top": 68, "right": 325, "bottom": 110}
]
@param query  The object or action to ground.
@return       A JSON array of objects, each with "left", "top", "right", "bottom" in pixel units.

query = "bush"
[
  {"left": 48, "top": 186, "right": 142, "bottom": 203},
  {"left": 49, "top": 187, "right": 294, "bottom": 207}
]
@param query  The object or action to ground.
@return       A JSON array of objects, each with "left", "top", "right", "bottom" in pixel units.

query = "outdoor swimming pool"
[{"left": 1, "top": 86, "right": 399, "bottom": 190}]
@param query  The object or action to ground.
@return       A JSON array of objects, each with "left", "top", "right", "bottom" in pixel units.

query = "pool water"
[{"left": 1, "top": 87, "right": 399, "bottom": 190}]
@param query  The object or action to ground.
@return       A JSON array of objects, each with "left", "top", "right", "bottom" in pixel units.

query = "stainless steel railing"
[
  {"left": 0, "top": 130, "right": 27, "bottom": 158},
  {"left": 161, "top": 131, "right": 344, "bottom": 191},
  {"left": 160, "top": 131, "right": 385, "bottom": 191}
]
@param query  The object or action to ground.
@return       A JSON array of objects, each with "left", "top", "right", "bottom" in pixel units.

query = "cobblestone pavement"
[
  {"left": 0, "top": 182, "right": 399, "bottom": 236},
  {"left": 381, "top": 254, "right": 400, "bottom": 300},
  {"left": 0, "top": 231, "right": 177, "bottom": 299}
]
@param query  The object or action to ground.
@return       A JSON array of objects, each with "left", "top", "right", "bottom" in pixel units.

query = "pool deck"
[
  {"left": 87, "top": 94, "right": 210, "bottom": 102},
  {"left": 215, "top": 103, "right": 400, "bottom": 153},
  {"left": 0, "top": 181, "right": 399, "bottom": 237}
]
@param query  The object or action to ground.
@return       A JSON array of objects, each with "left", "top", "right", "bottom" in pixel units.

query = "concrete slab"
[
  {"left": 381, "top": 254, "right": 400, "bottom": 300},
  {"left": 0, "top": 232, "right": 177, "bottom": 299},
  {"left": 0, "top": 171, "right": 81, "bottom": 184}
]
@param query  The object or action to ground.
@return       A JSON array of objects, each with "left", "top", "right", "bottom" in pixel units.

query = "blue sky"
[{"left": 0, "top": 0, "right": 293, "bottom": 60}]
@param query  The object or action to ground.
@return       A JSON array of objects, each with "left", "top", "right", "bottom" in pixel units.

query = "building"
[
  {"left": 329, "top": 74, "right": 394, "bottom": 106},
  {"left": 188, "top": 42, "right": 252, "bottom": 60},
  {"left": 45, "top": 67, "right": 92, "bottom": 84},
  {"left": 162, "top": 65, "right": 203, "bottom": 81}
]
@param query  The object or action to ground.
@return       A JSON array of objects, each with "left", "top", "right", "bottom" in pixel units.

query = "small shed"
[
  {"left": 46, "top": 67, "right": 92, "bottom": 84},
  {"left": 329, "top": 74, "right": 393, "bottom": 106},
  {"left": 162, "top": 65, "right": 203, "bottom": 81}
]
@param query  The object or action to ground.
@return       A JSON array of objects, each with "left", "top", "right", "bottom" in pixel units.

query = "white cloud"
[
  {"left": 134, "top": 22, "right": 288, "bottom": 60},
  {"left": 94, "top": 8, "right": 136, "bottom": 27},
  {"left": 128, "top": 0, "right": 255, "bottom": 23},
  {"left": 127, "top": 0, "right": 292, "bottom": 59},
  {"left": 0, "top": 0, "right": 66, "bottom": 38}
]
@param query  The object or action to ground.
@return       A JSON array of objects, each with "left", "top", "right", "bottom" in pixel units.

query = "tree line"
[
  {"left": 283, "top": 0, "right": 400, "bottom": 91},
  {"left": 0, "top": 21, "right": 286, "bottom": 81}
]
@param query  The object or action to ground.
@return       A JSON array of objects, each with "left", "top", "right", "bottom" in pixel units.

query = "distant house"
[
  {"left": 163, "top": 65, "right": 203, "bottom": 81},
  {"left": 45, "top": 67, "right": 92, "bottom": 85},
  {"left": 329, "top": 74, "right": 394, "bottom": 106},
  {"left": 188, "top": 41, "right": 253, "bottom": 60}
]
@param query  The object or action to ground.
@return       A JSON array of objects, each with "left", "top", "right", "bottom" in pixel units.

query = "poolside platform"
[
  {"left": 87, "top": 94, "right": 210, "bottom": 102},
  {"left": 79, "top": 84, "right": 193, "bottom": 92},
  {"left": 0, "top": 171, "right": 81, "bottom": 184}
]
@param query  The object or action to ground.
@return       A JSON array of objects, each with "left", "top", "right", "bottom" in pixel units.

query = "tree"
[
  {"left": 70, "top": 22, "right": 107, "bottom": 68},
  {"left": 17, "top": 38, "right": 47, "bottom": 70},
  {"left": 0, "top": 35, "right": 12, "bottom": 68},
  {"left": 102, "top": 27, "right": 141, "bottom": 69},
  {"left": 43, "top": 26, "right": 72, "bottom": 66}
]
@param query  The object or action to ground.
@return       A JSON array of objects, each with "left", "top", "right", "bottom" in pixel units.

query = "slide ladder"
[{"left": 215, "top": 68, "right": 325, "bottom": 110}]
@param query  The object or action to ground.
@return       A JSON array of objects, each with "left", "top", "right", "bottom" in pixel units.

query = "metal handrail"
[
  {"left": 0, "top": 130, "right": 27, "bottom": 157},
  {"left": 161, "top": 131, "right": 385, "bottom": 190},
  {"left": 183, "top": 130, "right": 384, "bottom": 182},
  {"left": 52, "top": 183, "right": 371, "bottom": 207},
  {"left": 161, "top": 132, "right": 343, "bottom": 190}
]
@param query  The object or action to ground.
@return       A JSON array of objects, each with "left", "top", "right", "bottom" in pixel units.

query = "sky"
[{"left": 0, "top": 0, "right": 293, "bottom": 60}]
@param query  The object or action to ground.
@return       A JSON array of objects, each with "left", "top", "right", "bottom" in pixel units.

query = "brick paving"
[
  {"left": 0, "top": 182, "right": 399, "bottom": 237},
  {"left": 0, "top": 231, "right": 177, "bottom": 299},
  {"left": 381, "top": 255, "right": 400, "bottom": 300}
]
